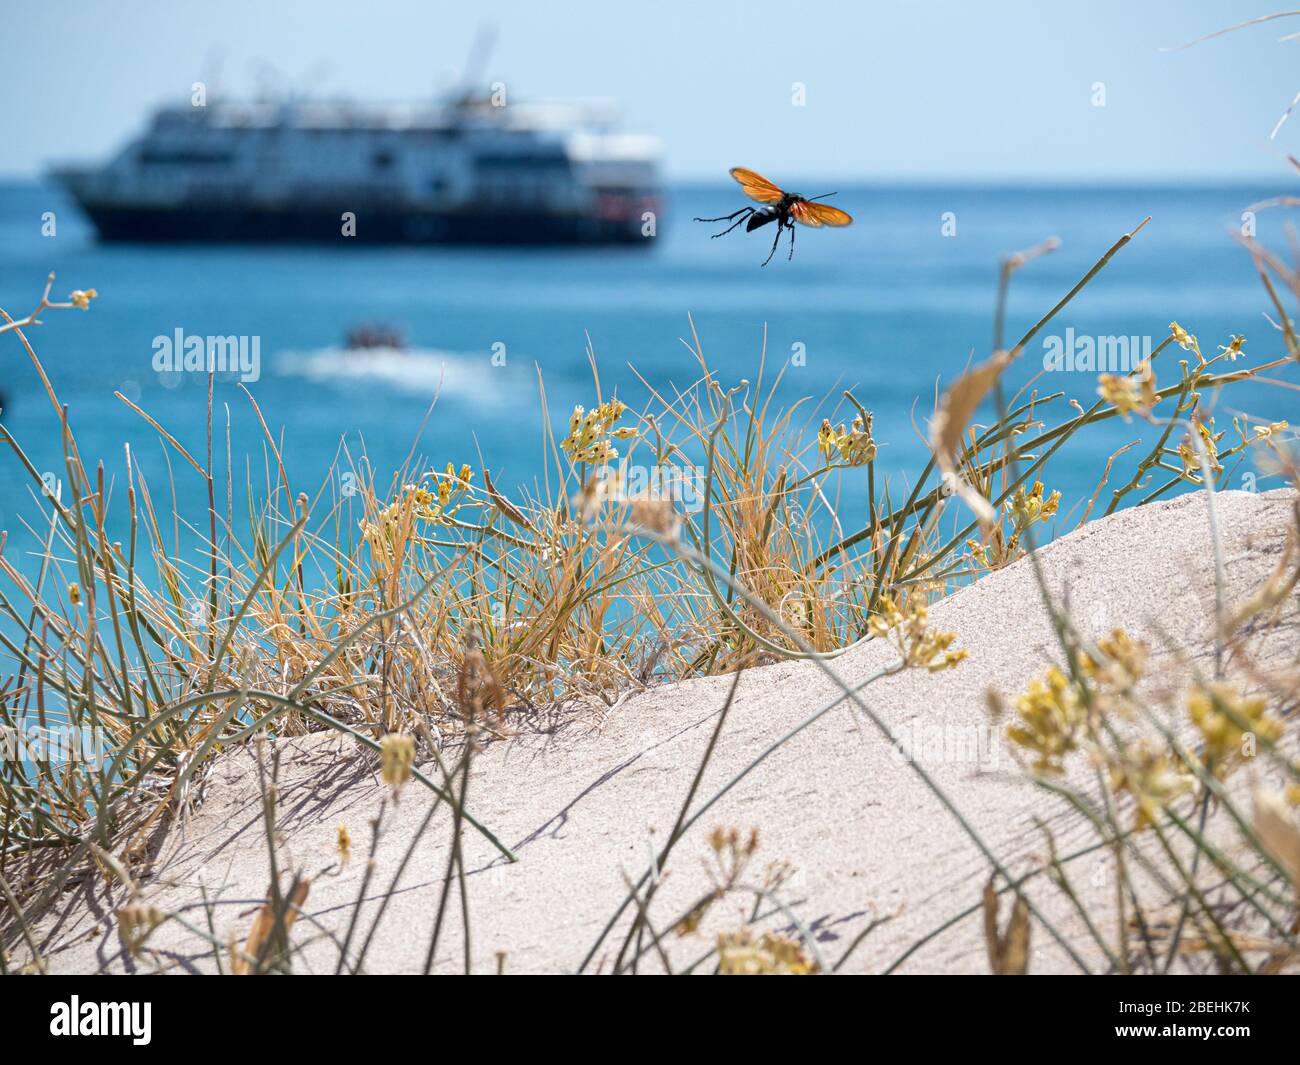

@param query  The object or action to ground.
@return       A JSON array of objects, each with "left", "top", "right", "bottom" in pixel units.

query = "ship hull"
[{"left": 71, "top": 201, "right": 651, "bottom": 246}]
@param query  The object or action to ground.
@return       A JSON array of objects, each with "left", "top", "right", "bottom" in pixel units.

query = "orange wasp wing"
[
  {"left": 729, "top": 167, "right": 785, "bottom": 205},
  {"left": 790, "top": 201, "right": 853, "bottom": 228}
]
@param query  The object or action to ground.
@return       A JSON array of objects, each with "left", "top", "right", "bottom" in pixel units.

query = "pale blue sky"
[{"left": 3, "top": 1, "right": 1297, "bottom": 181}]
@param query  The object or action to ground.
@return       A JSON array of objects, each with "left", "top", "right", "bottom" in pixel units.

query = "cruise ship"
[{"left": 53, "top": 90, "right": 663, "bottom": 246}]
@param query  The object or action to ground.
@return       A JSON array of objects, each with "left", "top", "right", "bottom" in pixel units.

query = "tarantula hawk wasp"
[{"left": 695, "top": 167, "right": 853, "bottom": 266}]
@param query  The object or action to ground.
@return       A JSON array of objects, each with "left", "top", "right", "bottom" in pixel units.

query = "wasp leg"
[
  {"left": 694, "top": 207, "right": 755, "bottom": 237},
  {"left": 761, "top": 219, "right": 783, "bottom": 266},
  {"left": 787, "top": 220, "right": 796, "bottom": 260}
]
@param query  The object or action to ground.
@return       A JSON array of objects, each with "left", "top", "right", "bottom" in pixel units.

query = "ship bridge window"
[
  {"left": 140, "top": 149, "right": 233, "bottom": 165},
  {"left": 475, "top": 151, "right": 571, "bottom": 173}
]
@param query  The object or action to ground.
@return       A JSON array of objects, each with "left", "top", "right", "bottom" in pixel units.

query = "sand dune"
[{"left": 27, "top": 488, "right": 1299, "bottom": 974}]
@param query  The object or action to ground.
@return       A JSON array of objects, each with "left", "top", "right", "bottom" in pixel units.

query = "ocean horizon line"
[{"left": 0, "top": 173, "right": 1287, "bottom": 193}]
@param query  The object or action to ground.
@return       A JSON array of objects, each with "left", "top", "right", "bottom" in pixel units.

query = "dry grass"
[{"left": 1, "top": 199, "right": 1298, "bottom": 973}]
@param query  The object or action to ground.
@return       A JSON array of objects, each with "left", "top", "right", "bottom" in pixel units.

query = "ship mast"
[{"left": 452, "top": 23, "right": 498, "bottom": 110}]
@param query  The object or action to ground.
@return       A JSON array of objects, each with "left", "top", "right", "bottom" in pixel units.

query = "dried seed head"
[{"left": 380, "top": 733, "right": 416, "bottom": 791}]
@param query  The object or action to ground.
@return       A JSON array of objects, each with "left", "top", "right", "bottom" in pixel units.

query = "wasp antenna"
[{"left": 808, "top": 192, "right": 838, "bottom": 202}]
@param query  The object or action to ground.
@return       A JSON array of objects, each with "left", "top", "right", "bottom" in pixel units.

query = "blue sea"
[{"left": 1, "top": 180, "right": 1296, "bottom": 566}]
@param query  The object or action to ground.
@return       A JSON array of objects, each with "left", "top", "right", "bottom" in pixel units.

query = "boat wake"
[{"left": 276, "top": 346, "right": 497, "bottom": 401}]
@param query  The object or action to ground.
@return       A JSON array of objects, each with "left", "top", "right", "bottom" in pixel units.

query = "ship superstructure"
[{"left": 54, "top": 92, "right": 662, "bottom": 245}]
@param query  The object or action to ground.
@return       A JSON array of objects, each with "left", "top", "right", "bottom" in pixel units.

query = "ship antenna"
[
  {"left": 200, "top": 45, "right": 226, "bottom": 103},
  {"left": 455, "top": 23, "right": 498, "bottom": 104}
]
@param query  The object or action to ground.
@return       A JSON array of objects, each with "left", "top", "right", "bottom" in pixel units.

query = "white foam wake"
[{"left": 275, "top": 346, "right": 497, "bottom": 401}]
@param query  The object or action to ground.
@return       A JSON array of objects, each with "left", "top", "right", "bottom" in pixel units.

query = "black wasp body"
[{"left": 695, "top": 168, "right": 853, "bottom": 266}]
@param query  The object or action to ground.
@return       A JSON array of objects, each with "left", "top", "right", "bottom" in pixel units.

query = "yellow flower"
[
  {"left": 1005, "top": 666, "right": 1086, "bottom": 774},
  {"left": 839, "top": 415, "right": 876, "bottom": 465},
  {"left": 365, "top": 467, "right": 477, "bottom": 538},
  {"left": 1107, "top": 738, "right": 1191, "bottom": 830},
  {"left": 559, "top": 398, "right": 636, "bottom": 465},
  {"left": 1219, "top": 335, "right": 1246, "bottom": 361},
  {"left": 868, "top": 593, "right": 966, "bottom": 672},
  {"left": 1097, "top": 359, "right": 1158, "bottom": 419},
  {"left": 337, "top": 823, "right": 353, "bottom": 866},
  {"left": 817, "top": 419, "right": 838, "bottom": 460},
  {"left": 1085, "top": 629, "right": 1147, "bottom": 693},
  {"left": 600, "top": 398, "right": 627, "bottom": 426},
  {"left": 1169, "top": 321, "right": 1202, "bottom": 362},
  {"left": 717, "top": 929, "right": 817, "bottom": 975},
  {"left": 1187, "top": 682, "right": 1282, "bottom": 775},
  {"left": 818, "top": 414, "right": 876, "bottom": 466},
  {"left": 967, "top": 480, "right": 1061, "bottom": 572},
  {"left": 1177, "top": 418, "right": 1223, "bottom": 483},
  {"left": 1007, "top": 480, "right": 1060, "bottom": 526},
  {"left": 69, "top": 288, "right": 97, "bottom": 310}
]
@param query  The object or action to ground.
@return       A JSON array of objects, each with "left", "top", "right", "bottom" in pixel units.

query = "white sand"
[{"left": 23, "top": 488, "right": 1299, "bottom": 974}]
